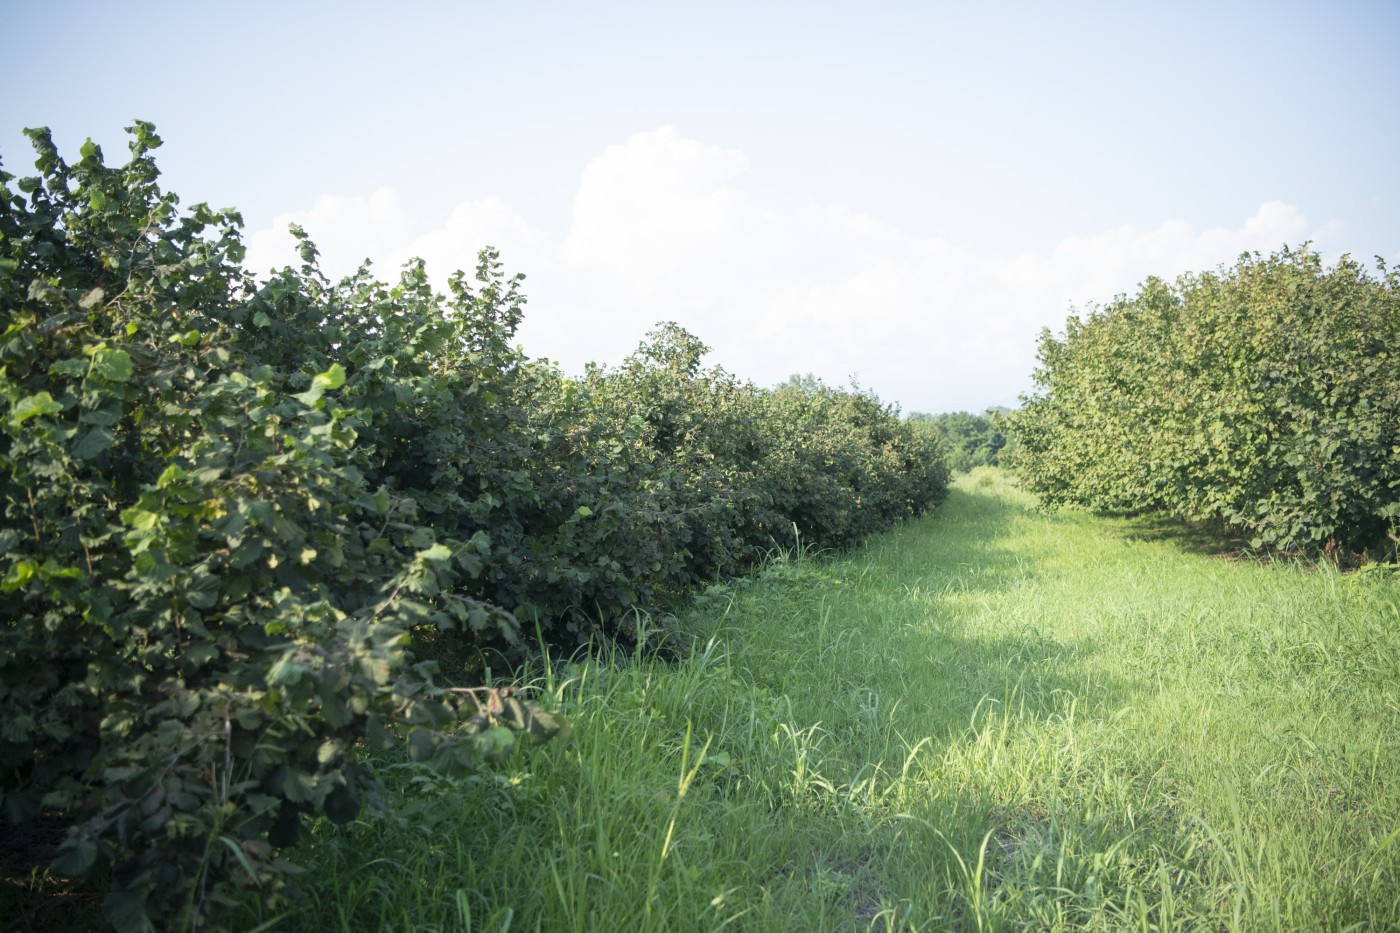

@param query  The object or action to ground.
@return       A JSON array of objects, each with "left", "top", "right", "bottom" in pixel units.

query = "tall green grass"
[{"left": 221, "top": 468, "right": 1398, "bottom": 931}]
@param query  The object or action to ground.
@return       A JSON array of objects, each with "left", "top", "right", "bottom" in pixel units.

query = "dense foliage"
[
  {"left": 0, "top": 125, "right": 948, "bottom": 928},
  {"left": 1008, "top": 246, "right": 1400, "bottom": 558},
  {"left": 908, "top": 409, "right": 1008, "bottom": 473}
]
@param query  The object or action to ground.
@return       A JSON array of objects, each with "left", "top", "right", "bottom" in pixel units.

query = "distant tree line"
[{"left": 907, "top": 409, "right": 1009, "bottom": 473}]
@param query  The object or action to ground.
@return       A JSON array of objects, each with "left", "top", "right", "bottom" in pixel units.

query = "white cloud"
[
  {"left": 243, "top": 189, "right": 547, "bottom": 285},
  {"left": 241, "top": 128, "right": 1343, "bottom": 414},
  {"left": 563, "top": 126, "right": 752, "bottom": 281},
  {"left": 402, "top": 196, "right": 551, "bottom": 283},
  {"left": 244, "top": 187, "right": 411, "bottom": 278}
]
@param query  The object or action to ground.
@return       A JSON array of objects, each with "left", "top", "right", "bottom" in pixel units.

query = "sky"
[{"left": 3, "top": 1, "right": 1397, "bottom": 414}]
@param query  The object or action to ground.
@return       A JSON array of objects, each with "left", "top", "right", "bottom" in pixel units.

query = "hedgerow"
[
  {"left": 0, "top": 124, "right": 948, "bottom": 928},
  {"left": 1008, "top": 246, "right": 1400, "bottom": 559}
]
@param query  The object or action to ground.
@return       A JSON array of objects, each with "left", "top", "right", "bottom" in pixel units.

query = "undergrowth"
[{"left": 208, "top": 468, "right": 1400, "bottom": 932}]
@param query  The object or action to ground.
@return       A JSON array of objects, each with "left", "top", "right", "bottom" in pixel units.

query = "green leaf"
[
  {"left": 408, "top": 727, "right": 436, "bottom": 762},
  {"left": 12, "top": 391, "right": 63, "bottom": 425},
  {"left": 295, "top": 363, "right": 348, "bottom": 408},
  {"left": 281, "top": 767, "right": 317, "bottom": 803},
  {"left": 185, "top": 585, "right": 219, "bottom": 609},
  {"left": 79, "top": 287, "right": 105, "bottom": 310},
  {"left": 120, "top": 508, "right": 160, "bottom": 531},
  {"left": 72, "top": 428, "right": 114, "bottom": 460},
  {"left": 479, "top": 725, "right": 516, "bottom": 762},
  {"left": 51, "top": 835, "right": 98, "bottom": 876},
  {"left": 314, "top": 363, "right": 346, "bottom": 392},
  {"left": 267, "top": 653, "right": 310, "bottom": 686},
  {"left": 418, "top": 543, "right": 452, "bottom": 562},
  {"left": 1, "top": 560, "right": 36, "bottom": 592},
  {"left": 156, "top": 464, "right": 189, "bottom": 488},
  {"left": 49, "top": 358, "right": 88, "bottom": 377},
  {"left": 90, "top": 347, "right": 133, "bottom": 383}
]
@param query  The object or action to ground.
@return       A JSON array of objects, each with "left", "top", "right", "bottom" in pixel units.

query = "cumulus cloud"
[
  {"left": 244, "top": 187, "right": 412, "bottom": 278},
  {"left": 242, "top": 127, "right": 1342, "bottom": 414},
  {"left": 563, "top": 126, "right": 753, "bottom": 282},
  {"left": 243, "top": 188, "right": 548, "bottom": 285}
]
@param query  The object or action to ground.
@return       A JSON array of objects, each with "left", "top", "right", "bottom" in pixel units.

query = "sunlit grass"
[{"left": 228, "top": 467, "right": 1400, "bottom": 931}]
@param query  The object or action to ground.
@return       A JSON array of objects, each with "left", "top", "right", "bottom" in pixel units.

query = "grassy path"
[{"left": 238, "top": 469, "right": 1400, "bottom": 931}]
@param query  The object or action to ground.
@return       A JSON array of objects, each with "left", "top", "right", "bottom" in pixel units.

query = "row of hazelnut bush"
[
  {"left": 0, "top": 124, "right": 948, "bottom": 927},
  {"left": 1008, "top": 245, "right": 1399, "bottom": 559}
]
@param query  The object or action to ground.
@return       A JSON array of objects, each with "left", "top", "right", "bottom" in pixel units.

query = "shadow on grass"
[
  {"left": 1114, "top": 511, "right": 1255, "bottom": 559},
  {"left": 816, "top": 479, "right": 1143, "bottom": 753},
  {"left": 707, "top": 478, "right": 1156, "bottom": 929}
]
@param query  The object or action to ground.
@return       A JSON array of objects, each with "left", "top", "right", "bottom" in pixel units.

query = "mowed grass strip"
[{"left": 233, "top": 468, "right": 1400, "bottom": 932}]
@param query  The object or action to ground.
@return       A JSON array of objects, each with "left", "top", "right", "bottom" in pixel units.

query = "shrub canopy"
[
  {"left": 1008, "top": 246, "right": 1400, "bottom": 558},
  {"left": 0, "top": 124, "right": 948, "bottom": 928}
]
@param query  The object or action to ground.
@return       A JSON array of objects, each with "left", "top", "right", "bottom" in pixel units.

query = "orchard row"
[
  {"left": 0, "top": 125, "right": 948, "bottom": 927},
  {"left": 1009, "top": 246, "right": 1399, "bottom": 558}
]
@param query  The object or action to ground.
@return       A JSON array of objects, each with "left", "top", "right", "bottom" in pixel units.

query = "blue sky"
[{"left": 3, "top": 1, "right": 1397, "bottom": 413}]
